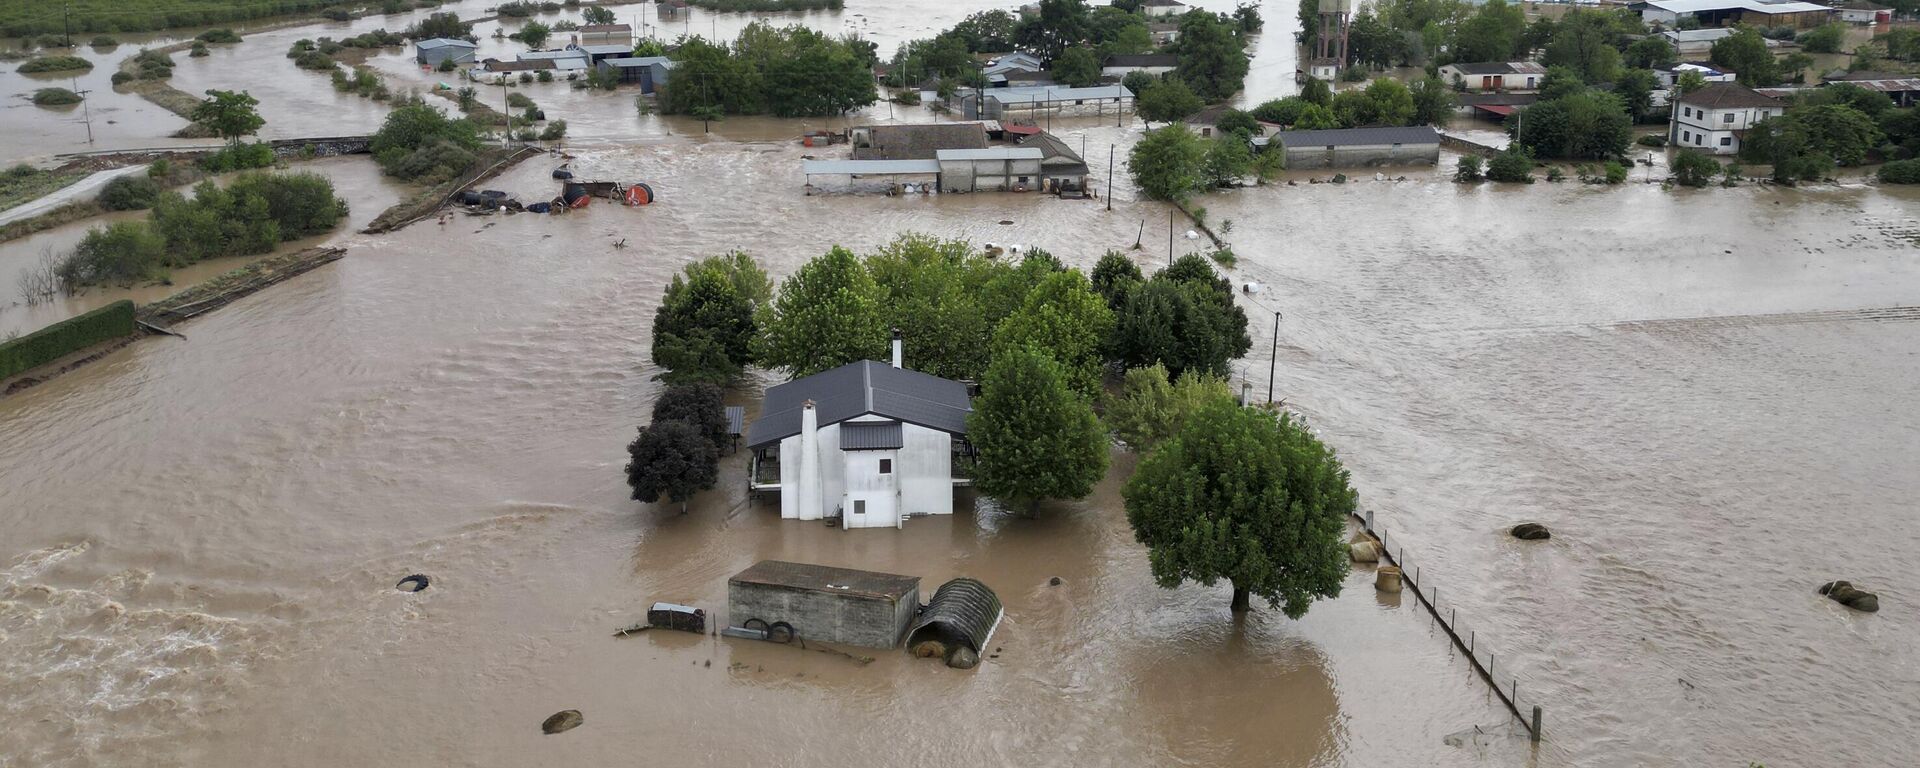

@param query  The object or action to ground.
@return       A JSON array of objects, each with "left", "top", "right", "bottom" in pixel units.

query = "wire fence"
[{"left": 1358, "top": 509, "right": 1544, "bottom": 742}]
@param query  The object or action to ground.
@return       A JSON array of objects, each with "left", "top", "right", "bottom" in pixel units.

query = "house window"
[
  {"left": 1682, "top": 107, "right": 1691, "bottom": 118},
  {"left": 1526, "top": 77, "right": 1537, "bottom": 88},
  {"left": 879, "top": 459, "right": 892, "bottom": 474},
  {"left": 1720, "top": 136, "right": 1732, "bottom": 146},
  {"left": 1681, "top": 130, "right": 1691, "bottom": 142},
  {"left": 854, "top": 500, "right": 866, "bottom": 515},
  {"left": 1723, "top": 113, "right": 1734, "bottom": 124}
]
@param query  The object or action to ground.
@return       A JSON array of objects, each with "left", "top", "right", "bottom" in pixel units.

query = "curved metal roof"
[{"left": 907, "top": 578, "right": 1004, "bottom": 654}]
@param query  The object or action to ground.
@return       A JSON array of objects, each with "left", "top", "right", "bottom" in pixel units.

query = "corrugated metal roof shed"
[
  {"left": 986, "top": 85, "right": 1133, "bottom": 106},
  {"left": 936, "top": 147, "right": 1044, "bottom": 161},
  {"left": 840, "top": 421, "right": 904, "bottom": 451},
  {"left": 725, "top": 406, "right": 744, "bottom": 437},
  {"left": 802, "top": 159, "right": 942, "bottom": 175},
  {"left": 747, "top": 361, "right": 970, "bottom": 449},
  {"left": 731, "top": 560, "right": 920, "bottom": 600},
  {"left": 417, "top": 38, "right": 477, "bottom": 50},
  {"left": 907, "top": 578, "right": 1004, "bottom": 654},
  {"left": 1275, "top": 126, "right": 1441, "bottom": 148}
]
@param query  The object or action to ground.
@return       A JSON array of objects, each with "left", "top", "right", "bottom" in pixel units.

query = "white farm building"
[{"left": 747, "top": 336, "right": 974, "bottom": 530}]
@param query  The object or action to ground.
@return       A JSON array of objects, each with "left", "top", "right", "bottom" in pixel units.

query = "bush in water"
[
  {"left": 31, "top": 87, "right": 82, "bottom": 105},
  {"left": 18, "top": 55, "right": 92, "bottom": 73},
  {"left": 198, "top": 141, "right": 275, "bottom": 172},
  {"left": 1879, "top": 158, "right": 1920, "bottom": 184},
  {"left": 57, "top": 222, "right": 169, "bottom": 286},
  {"left": 98, "top": 175, "right": 162, "bottom": 210},
  {"left": 370, "top": 99, "right": 484, "bottom": 182}
]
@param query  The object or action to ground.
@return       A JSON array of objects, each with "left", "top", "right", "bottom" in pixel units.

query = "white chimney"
[
  {"left": 798, "top": 399, "right": 822, "bottom": 521},
  {"left": 890, "top": 328, "right": 903, "bottom": 369}
]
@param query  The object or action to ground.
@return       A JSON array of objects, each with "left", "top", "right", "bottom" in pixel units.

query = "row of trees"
[
  {"left": 1127, "top": 123, "right": 1282, "bottom": 200},
  {"left": 1740, "top": 83, "right": 1920, "bottom": 184},
  {"left": 661, "top": 23, "right": 878, "bottom": 118},
  {"left": 1243, "top": 76, "right": 1452, "bottom": 131},
  {"left": 57, "top": 172, "right": 347, "bottom": 287}
]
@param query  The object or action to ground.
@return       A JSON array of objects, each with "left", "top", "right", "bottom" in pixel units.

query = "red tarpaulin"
[{"left": 1475, "top": 104, "right": 1516, "bottom": 117}]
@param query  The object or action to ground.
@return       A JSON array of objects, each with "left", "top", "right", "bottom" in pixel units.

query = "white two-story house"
[{"left": 1670, "top": 82, "right": 1786, "bottom": 155}]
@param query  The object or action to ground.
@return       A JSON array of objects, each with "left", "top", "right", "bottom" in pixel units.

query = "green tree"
[
  {"left": 1452, "top": 0, "right": 1526, "bottom": 62},
  {"left": 583, "top": 6, "right": 617, "bottom": 26},
  {"left": 408, "top": 12, "right": 473, "bottom": 40},
  {"left": 1138, "top": 78, "right": 1205, "bottom": 123},
  {"left": 624, "top": 420, "right": 719, "bottom": 512},
  {"left": 1670, "top": 149, "right": 1719, "bottom": 187},
  {"left": 1128, "top": 123, "right": 1209, "bottom": 200},
  {"left": 1330, "top": 77, "right": 1416, "bottom": 127},
  {"left": 652, "top": 382, "right": 729, "bottom": 449},
  {"left": 1542, "top": 9, "right": 1623, "bottom": 84},
  {"left": 1538, "top": 65, "right": 1585, "bottom": 101},
  {"left": 1109, "top": 265, "right": 1250, "bottom": 378},
  {"left": 1215, "top": 108, "right": 1261, "bottom": 137},
  {"left": 1743, "top": 104, "right": 1883, "bottom": 168},
  {"left": 1410, "top": 75, "right": 1454, "bottom": 125},
  {"left": 1016, "top": 0, "right": 1093, "bottom": 60},
  {"left": 1614, "top": 68, "right": 1658, "bottom": 122},
  {"left": 1485, "top": 146, "right": 1534, "bottom": 182},
  {"left": 1091, "top": 250, "right": 1144, "bottom": 309},
  {"left": 967, "top": 346, "right": 1109, "bottom": 514},
  {"left": 1798, "top": 23, "right": 1844, "bottom": 54},
  {"left": 512, "top": 21, "right": 551, "bottom": 48},
  {"left": 1203, "top": 134, "right": 1254, "bottom": 187},
  {"left": 1454, "top": 154, "right": 1484, "bottom": 182},
  {"left": 1103, "top": 363, "right": 1232, "bottom": 450},
  {"left": 1053, "top": 46, "right": 1100, "bottom": 87},
  {"left": 1170, "top": 11, "right": 1250, "bottom": 102},
  {"left": 1124, "top": 399, "right": 1356, "bottom": 615},
  {"left": 1300, "top": 76, "right": 1331, "bottom": 106},
  {"left": 1710, "top": 26, "right": 1780, "bottom": 86},
  {"left": 652, "top": 252, "right": 769, "bottom": 385},
  {"left": 992, "top": 270, "right": 1114, "bottom": 399},
  {"left": 756, "top": 246, "right": 888, "bottom": 378},
  {"left": 190, "top": 89, "right": 265, "bottom": 141},
  {"left": 865, "top": 235, "right": 998, "bottom": 380},
  {"left": 1513, "top": 89, "right": 1633, "bottom": 160},
  {"left": 1624, "top": 36, "right": 1676, "bottom": 69}
]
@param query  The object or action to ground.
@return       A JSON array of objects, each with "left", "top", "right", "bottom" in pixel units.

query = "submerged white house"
[{"left": 746, "top": 334, "right": 974, "bottom": 530}]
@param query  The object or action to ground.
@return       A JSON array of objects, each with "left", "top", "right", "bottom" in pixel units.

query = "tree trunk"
[
  {"left": 1230, "top": 586, "right": 1250, "bottom": 613},
  {"left": 1027, "top": 498, "right": 1041, "bottom": 518}
]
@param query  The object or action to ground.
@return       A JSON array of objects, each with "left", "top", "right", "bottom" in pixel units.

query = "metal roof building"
[
  {"left": 1273, "top": 126, "right": 1441, "bottom": 170},
  {"left": 747, "top": 360, "right": 970, "bottom": 450}
]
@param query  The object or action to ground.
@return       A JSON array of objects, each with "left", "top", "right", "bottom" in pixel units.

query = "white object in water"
[
  {"left": 1009, "top": 244, "right": 1023, "bottom": 254},
  {"left": 1242, "top": 281, "right": 1264, "bottom": 294},
  {"left": 1184, "top": 230, "right": 1199, "bottom": 239}
]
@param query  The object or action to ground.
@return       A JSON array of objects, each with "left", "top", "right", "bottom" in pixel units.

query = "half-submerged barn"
[
  {"left": 728, "top": 560, "right": 922, "bottom": 648},
  {"left": 746, "top": 333, "right": 974, "bottom": 529}
]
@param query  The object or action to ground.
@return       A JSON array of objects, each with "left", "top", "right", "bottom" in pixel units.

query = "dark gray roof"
[
  {"left": 906, "top": 578, "right": 1004, "bottom": 654},
  {"left": 731, "top": 560, "right": 920, "bottom": 600},
  {"left": 1103, "top": 54, "right": 1178, "bottom": 68},
  {"left": 852, "top": 123, "right": 988, "bottom": 160},
  {"left": 725, "top": 405, "right": 744, "bottom": 437},
  {"left": 746, "top": 361, "right": 971, "bottom": 449},
  {"left": 1455, "top": 92, "right": 1539, "bottom": 106},
  {"left": 1678, "top": 82, "right": 1785, "bottom": 109},
  {"left": 1275, "top": 125, "right": 1440, "bottom": 148},
  {"left": 840, "top": 421, "right": 904, "bottom": 451}
]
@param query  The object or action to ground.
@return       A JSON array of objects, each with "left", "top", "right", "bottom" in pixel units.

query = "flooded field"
[{"left": 0, "top": 155, "right": 405, "bottom": 337}]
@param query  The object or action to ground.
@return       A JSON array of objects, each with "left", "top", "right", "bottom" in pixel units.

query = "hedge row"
[{"left": 0, "top": 300, "right": 136, "bottom": 380}]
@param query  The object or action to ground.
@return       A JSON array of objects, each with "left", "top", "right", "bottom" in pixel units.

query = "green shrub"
[
  {"left": 371, "top": 100, "right": 484, "bottom": 181},
  {"left": 539, "top": 119, "right": 567, "bottom": 140},
  {"left": 1603, "top": 160, "right": 1629, "bottom": 184},
  {"left": 0, "top": 300, "right": 136, "bottom": 380},
  {"left": 99, "top": 175, "right": 162, "bottom": 210},
  {"left": 1880, "top": 158, "right": 1920, "bottom": 184},
  {"left": 189, "top": 41, "right": 210, "bottom": 57},
  {"left": 536, "top": 69, "right": 552, "bottom": 82},
  {"left": 90, "top": 35, "right": 118, "bottom": 47},
  {"left": 199, "top": 141, "right": 276, "bottom": 172},
  {"left": 130, "top": 49, "right": 174, "bottom": 80},
  {"left": 1486, "top": 148, "right": 1535, "bottom": 183},
  {"left": 196, "top": 28, "right": 242, "bottom": 43},
  {"left": 1546, "top": 166, "right": 1566, "bottom": 182},
  {"left": 110, "top": 71, "right": 132, "bottom": 85},
  {"left": 437, "top": 57, "right": 456, "bottom": 72},
  {"left": 322, "top": 8, "right": 353, "bottom": 21},
  {"left": 31, "top": 87, "right": 82, "bottom": 105},
  {"left": 57, "top": 223, "right": 169, "bottom": 287},
  {"left": 516, "top": 128, "right": 538, "bottom": 141},
  {"left": 1671, "top": 149, "right": 1720, "bottom": 187},
  {"left": 18, "top": 54, "right": 91, "bottom": 73},
  {"left": 148, "top": 158, "right": 171, "bottom": 178},
  {"left": 506, "top": 92, "right": 535, "bottom": 109},
  {"left": 1636, "top": 134, "right": 1667, "bottom": 147},
  {"left": 1454, "top": 155, "right": 1484, "bottom": 182}
]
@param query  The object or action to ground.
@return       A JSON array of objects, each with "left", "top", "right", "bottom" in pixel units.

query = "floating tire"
[
  {"left": 396, "top": 574, "right": 431, "bottom": 593},
  {"left": 742, "top": 618, "right": 770, "bottom": 634},
  {"left": 767, "top": 621, "right": 795, "bottom": 644}
]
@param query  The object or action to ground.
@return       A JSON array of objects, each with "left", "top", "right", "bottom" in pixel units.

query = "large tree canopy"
[
  {"left": 968, "top": 346, "right": 1109, "bottom": 513},
  {"left": 756, "top": 246, "right": 889, "bottom": 378},
  {"left": 1124, "top": 399, "right": 1356, "bottom": 615}
]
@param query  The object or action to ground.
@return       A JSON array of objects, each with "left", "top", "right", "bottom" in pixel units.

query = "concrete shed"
[
  {"left": 728, "top": 561, "right": 922, "bottom": 648},
  {"left": 1273, "top": 126, "right": 1441, "bottom": 170},
  {"left": 936, "top": 147, "right": 1043, "bottom": 192}
]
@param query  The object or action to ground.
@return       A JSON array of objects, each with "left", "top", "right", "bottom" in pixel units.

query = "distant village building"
[
  {"left": 1821, "top": 70, "right": 1920, "bottom": 107},
  {"left": 1182, "top": 104, "right": 1280, "bottom": 139},
  {"left": 415, "top": 38, "right": 477, "bottom": 67},
  {"left": 1141, "top": 0, "right": 1189, "bottom": 17},
  {"left": 938, "top": 147, "right": 1045, "bottom": 192},
  {"left": 1670, "top": 82, "right": 1785, "bottom": 155},
  {"left": 1271, "top": 126, "right": 1441, "bottom": 169},
  {"left": 998, "top": 69, "right": 1058, "bottom": 88},
  {"left": 577, "top": 23, "right": 633, "bottom": 46},
  {"left": 1438, "top": 61, "right": 1548, "bottom": 92},
  {"left": 982, "top": 52, "right": 1044, "bottom": 78},
  {"left": 964, "top": 84, "right": 1134, "bottom": 120},
  {"left": 595, "top": 56, "right": 675, "bottom": 93},
  {"left": 1825, "top": 0, "right": 1892, "bottom": 24},
  {"left": 1305, "top": 57, "right": 1340, "bottom": 82},
  {"left": 574, "top": 43, "right": 635, "bottom": 65},
  {"left": 1632, "top": 0, "right": 1835, "bottom": 30},
  {"left": 1019, "top": 132, "right": 1092, "bottom": 194},
  {"left": 517, "top": 48, "right": 592, "bottom": 71},
  {"left": 1654, "top": 61, "right": 1737, "bottom": 89},
  {"left": 1660, "top": 27, "right": 1739, "bottom": 58},
  {"left": 851, "top": 122, "right": 989, "bottom": 159},
  {"left": 1148, "top": 20, "right": 1181, "bottom": 45},
  {"left": 1100, "top": 53, "right": 1178, "bottom": 78},
  {"left": 745, "top": 344, "right": 974, "bottom": 530}
]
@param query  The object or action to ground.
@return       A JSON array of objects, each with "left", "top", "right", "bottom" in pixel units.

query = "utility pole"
[
  {"left": 71, "top": 77, "right": 92, "bottom": 144},
  {"left": 63, "top": 2, "right": 72, "bottom": 48},
  {"left": 1267, "top": 310, "right": 1282, "bottom": 403},
  {"left": 1166, "top": 210, "right": 1173, "bottom": 265},
  {"left": 502, "top": 81, "right": 512, "bottom": 147},
  {"left": 1106, "top": 144, "right": 1114, "bottom": 211}
]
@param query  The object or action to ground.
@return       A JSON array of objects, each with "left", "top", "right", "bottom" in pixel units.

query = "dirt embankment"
[
  {"left": 140, "top": 246, "right": 345, "bottom": 325},
  {"left": 363, "top": 146, "right": 544, "bottom": 234}
]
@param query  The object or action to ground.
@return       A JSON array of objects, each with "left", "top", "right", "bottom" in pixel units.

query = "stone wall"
[{"left": 728, "top": 582, "right": 921, "bottom": 649}]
